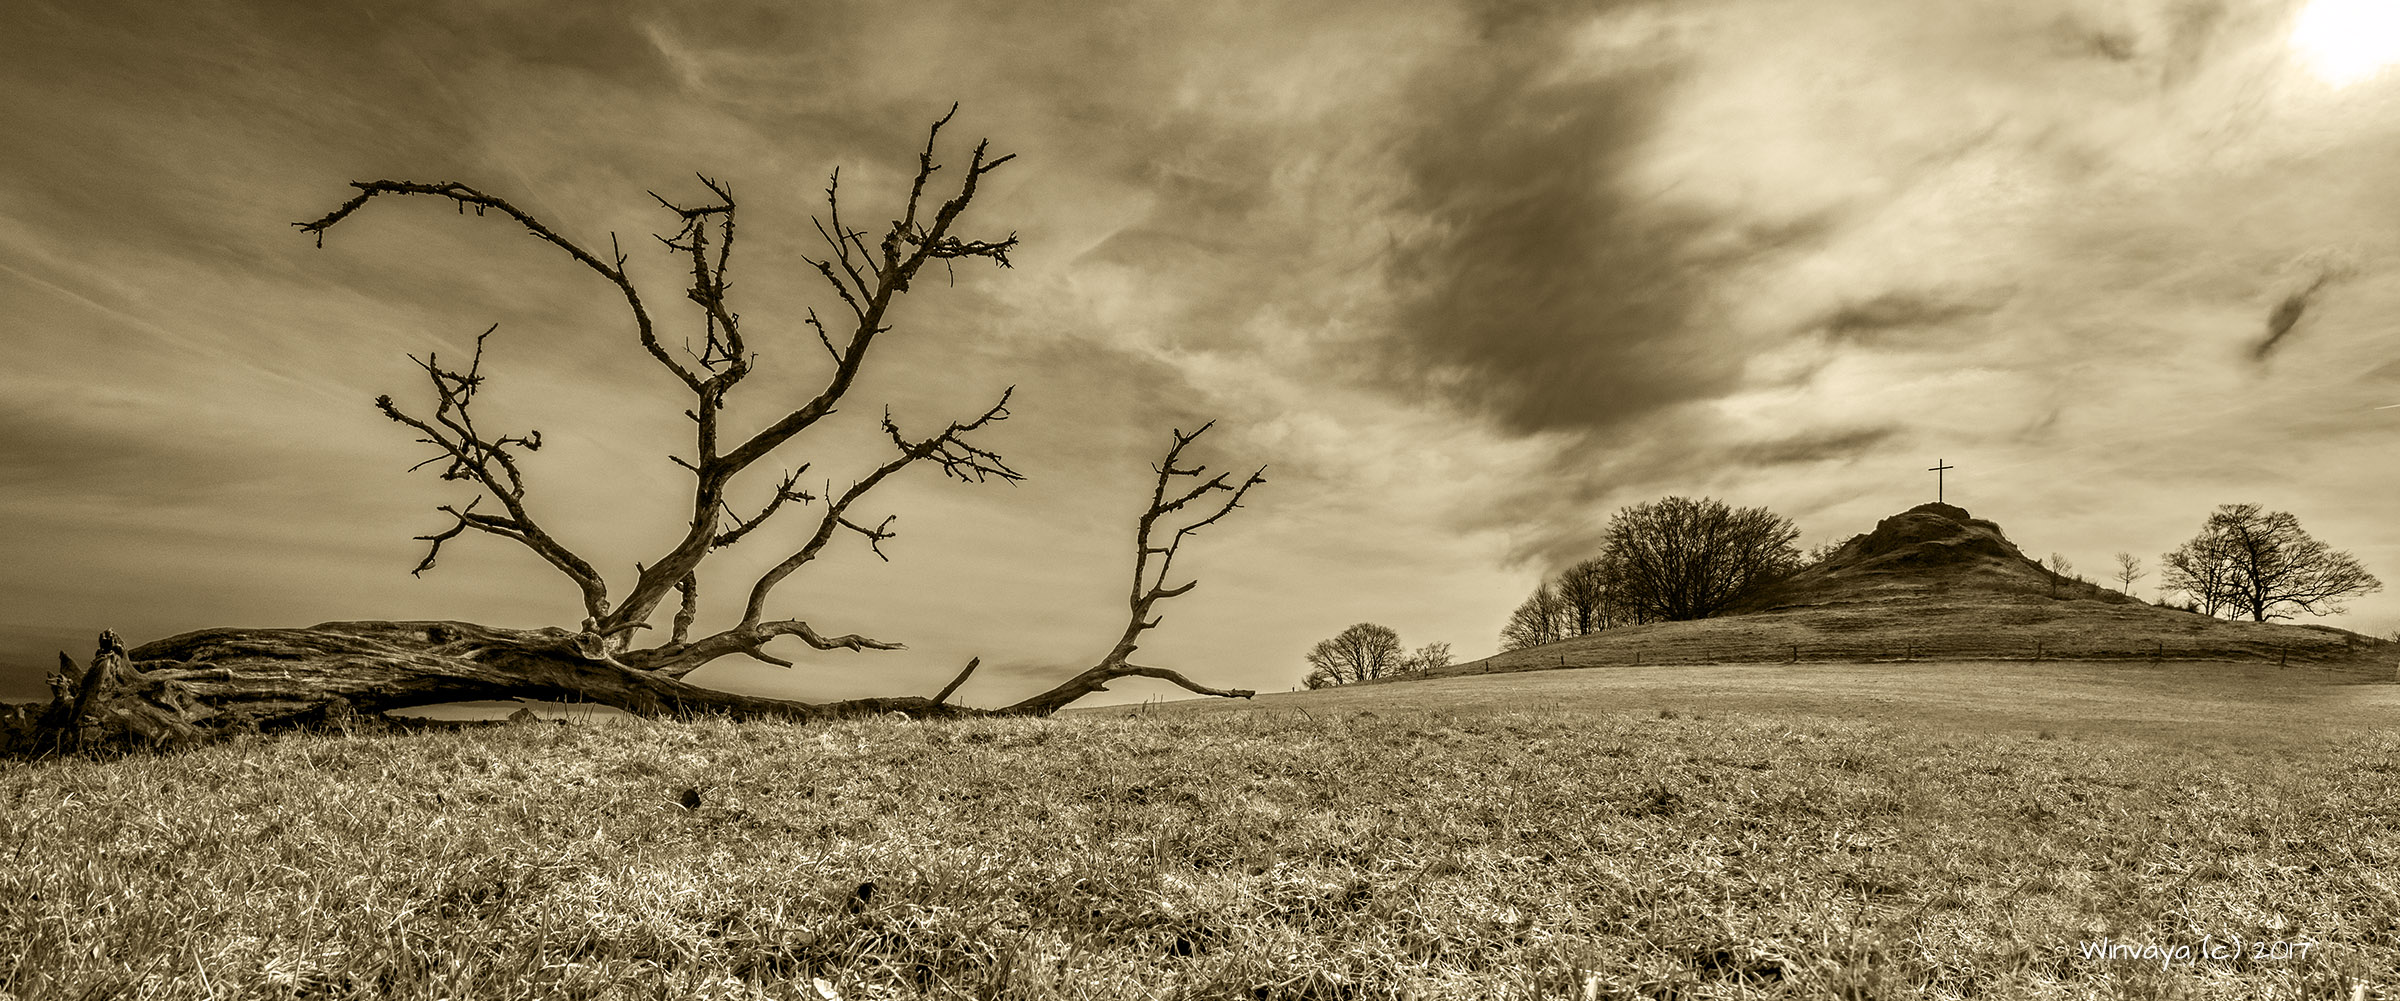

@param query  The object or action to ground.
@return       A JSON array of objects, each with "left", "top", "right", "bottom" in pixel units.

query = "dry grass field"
[{"left": 2, "top": 660, "right": 2395, "bottom": 1000}]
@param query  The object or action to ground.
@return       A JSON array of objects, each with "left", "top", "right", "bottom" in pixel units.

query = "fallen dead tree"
[{"left": 4, "top": 109, "right": 1261, "bottom": 756}]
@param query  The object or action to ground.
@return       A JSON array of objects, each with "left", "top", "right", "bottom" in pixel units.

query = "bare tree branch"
[
  {"left": 622, "top": 618, "right": 906, "bottom": 680},
  {"left": 651, "top": 178, "right": 743, "bottom": 373},
  {"left": 1105, "top": 664, "right": 1254, "bottom": 700},
  {"left": 803, "top": 308, "right": 843, "bottom": 364},
  {"left": 302, "top": 113, "right": 1023, "bottom": 658},
  {"left": 709, "top": 108, "right": 1018, "bottom": 481},
  {"left": 837, "top": 514, "right": 900, "bottom": 562},
  {"left": 298, "top": 180, "right": 702, "bottom": 394},
  {"left": 736, "top": 389, "right": 1022, "bottom": 627},
  {"left": 809, "top": 179, "right": 873, "bottom": 314},
  {"left": 599, "top": 113, "right": 1020, "bottom": 641},
  {"left": 371, "top": 329, "right": 609, "bottom": 617},
  {"left": 932, "top": 657, "right": 980, "bottom": 705},
  {"left": 712, "top": 468, "right": 814, "bottom": 550},
  {"left": 1003, "top": 423, "right": 1264, "bottom": 716},
  {"left": 881, "top": 401, "right": 1023, "bottom": 484}
]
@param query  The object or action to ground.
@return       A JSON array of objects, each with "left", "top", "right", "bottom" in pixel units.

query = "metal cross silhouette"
[{"left": 1928, "top": 459, "right": 1954, "bottom": 503}]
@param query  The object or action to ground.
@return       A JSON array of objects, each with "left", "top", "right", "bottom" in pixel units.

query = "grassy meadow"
[{"left": 2, "top": 661, "right": 2396, "bottom": 1000}]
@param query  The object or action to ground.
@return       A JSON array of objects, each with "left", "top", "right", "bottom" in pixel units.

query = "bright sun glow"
[{"left": 2292, "top": 0, "right": 2400, "bottom": 87}]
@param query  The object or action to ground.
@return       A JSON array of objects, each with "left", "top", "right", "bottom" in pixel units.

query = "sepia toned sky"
[{"left": 4, "top": 0, "right": 2398, "bottom": 706}]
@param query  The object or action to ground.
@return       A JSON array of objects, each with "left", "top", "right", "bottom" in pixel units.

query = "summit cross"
[{"left": 1929, "top": 459, "right": 1954, "bottom": 504}]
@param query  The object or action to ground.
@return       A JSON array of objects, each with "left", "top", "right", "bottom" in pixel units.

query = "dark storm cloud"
[
  {"left": 2255, "top": 271, "right": 2335, "bottom": 360},
  {"left": 1820, "top": 288, "right": 2014, "bottom": 345},
  {"left": 2084, "top": 29, "right": 2140, "bottom": 63},
  {"left": 1374, "top": 9, "right": 1824, "bottom": 435},
  {"left": 1731, "top": 426, "right": 1902, "bottom": 466}
]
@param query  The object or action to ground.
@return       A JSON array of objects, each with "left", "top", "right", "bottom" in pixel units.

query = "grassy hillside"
[
  {"left": 1437, "top": 600, "right": 2400, "bottom": 678},
  {"left": 1178, "top": 659, "right": 2399, "bottom": 743},
  {"left": 1442, "top": 503, "right": 2399, "bottom": 678},
  {"left": 4, "top": 661, "right": 2395, "bottom": 999}
]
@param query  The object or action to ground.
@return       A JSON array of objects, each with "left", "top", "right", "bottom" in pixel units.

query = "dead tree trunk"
[
  {"left": 0, "top": 110, "right": 1266, "bottom": 757},
  {"left": 7, "top": 623, "right": 948, "bottom": 756}
]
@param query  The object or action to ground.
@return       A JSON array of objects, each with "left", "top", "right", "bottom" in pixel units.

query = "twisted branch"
[
  {"left": 713, "top": 468, "right": 815, "bottom": 550},
  {"left": 372, "top": 329, "right": 607, "bottom": 616},
  {"left": 1003, "top": 423, "right": 1265, "bottom": 716},
  {"left": 604, "top": 106, "right": 1019, "bottom": 639},
  {"left": 620, "top": 619, "right": 906, "bottom": 680},
  {"left": 737, "top": 388, "right": 1022, "bottom": 628},
  {"left": 301, "top": 109, "right": 1021, "bottom": 665},
  {"left": 299, "top": 180, "right": 700, "bottom": 394}
]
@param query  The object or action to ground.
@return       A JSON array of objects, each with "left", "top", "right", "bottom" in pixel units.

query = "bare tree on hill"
[
  {"left": 2162, "top": 530, "right": 2240, "bottom": 616},
  {"left": 2112, "top": 552, "right": 2145, "bottom": 594},
  {"left": 1500, "top": 554, "right": 1637, "bottom": 654},
  {"left": 1303, "top": 623, "right": 1426, "bottom": 688},
  {"left": 8, "top": 109, "right": 1266, "bottom": 756},
  {"left": 1553, "top": 556, "right": 1617, "bottom": 635},
  {"left": 2043, "top": 552, "right": 2077, "bottom": 599},
  {"left": 1498, "top": 499, "right": 1796, "bottom": 652},
  {"left": 1304, "top": 623, "right": 1401, "bottom": 687},
  {"left": 1603, "top": 497, "right": 1800, "bottom": 622},
  {"left": 1499, "top": 583, "right": 1568, "bottom": 651},
  {"left": 2165, "top": 504, "right": 2381, "bottom": 622},
  {"left": 1401, "top": 641, "right": 1453, "bottom": 674}
]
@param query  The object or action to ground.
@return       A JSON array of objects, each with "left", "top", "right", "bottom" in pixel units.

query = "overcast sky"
[{"left": 5, "top": 0, "right": 2398, "bottom": 707}]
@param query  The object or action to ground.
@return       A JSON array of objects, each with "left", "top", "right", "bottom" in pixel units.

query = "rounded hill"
[
  {"left": 1734, "top": 502, "right": 2138, "bottom": 611},
  {"left": 1429, "top": 503, "right": 2395, "bottom": 679}
]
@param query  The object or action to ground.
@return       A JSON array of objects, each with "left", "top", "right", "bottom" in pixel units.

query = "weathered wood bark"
[
  {"left": 11, "top": 632, "right": 210, "bottom": 755},
  {"left": 2, "top": 614, "right": 1256, "bottom": 755},
  {"left": 0, "top": 622, "right": 952, "bottom": 755}
]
